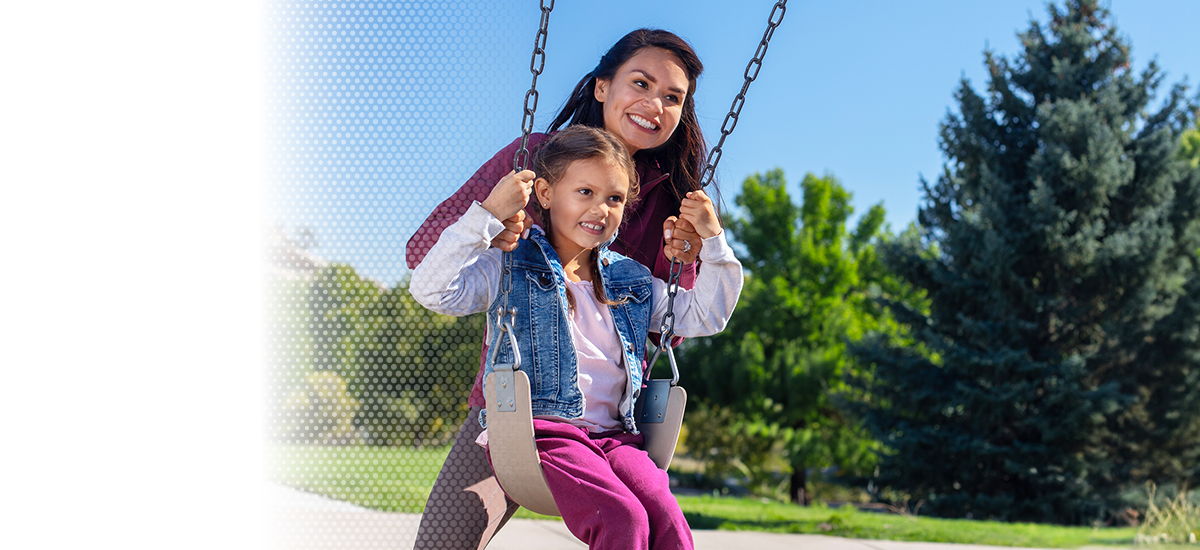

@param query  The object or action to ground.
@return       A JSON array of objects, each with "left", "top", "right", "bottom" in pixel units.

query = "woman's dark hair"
[
  {"left": 530, "top": 125, "right": 638, "bottom": 311},
  {"left": 547, "top": 28, "right": 706, "bottom": 203}
]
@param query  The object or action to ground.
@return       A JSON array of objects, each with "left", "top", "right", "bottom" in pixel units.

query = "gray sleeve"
[
  {"left": 409, "top": 201, "right": 507, "bottom": 317},
  {"left": 649, "top": 231, "right": 744, "bottom": 337}
]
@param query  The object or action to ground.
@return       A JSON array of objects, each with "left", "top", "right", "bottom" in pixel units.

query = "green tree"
[
  {"left": 350, "top": 278, "right": 484, "bottom": 447},
  {"left": 849, "top": 0, "right": 1200, "bottom": 523},
  {"left": 1182, "top": 120, "right": 1200, "bottom": 169},
  {"left": 258, "top": 275, "right": 314, "bottom": 437},
  {"left": 682, "top": 169, "right": 921, "bottom": 504},
  {"left": 308, "top": 263, "right": 385, "bottom": 375}
]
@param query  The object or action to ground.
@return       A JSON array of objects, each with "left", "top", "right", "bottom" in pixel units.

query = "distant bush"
[
  {"left": 345, "top": 281, "right": 483, "bottom": 448},
  {"left": 1136, "top": 482, "right": 1199, "bottom": 545},
  {"left": 279, "top": 371, "right": 364, "bottom": 446},
  {"left": 258, "top": 275, "right": 314, "bottom": 437}
]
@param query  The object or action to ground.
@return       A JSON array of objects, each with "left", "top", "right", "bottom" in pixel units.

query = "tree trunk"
[{"left": 790, "top": 467, "right": 810, "bottom": 505}]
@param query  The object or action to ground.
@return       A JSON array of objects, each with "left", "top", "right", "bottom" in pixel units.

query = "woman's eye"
[
  {"left": 634, "top": 79, "right": 647, "bottom": 89},
  {"left": 666, "top": 94, "right": 680, "bottom": 104}
]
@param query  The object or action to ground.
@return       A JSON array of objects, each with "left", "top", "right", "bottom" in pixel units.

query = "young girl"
[{"left": 410, "top": 126, "right": 742, "bottom": 550}]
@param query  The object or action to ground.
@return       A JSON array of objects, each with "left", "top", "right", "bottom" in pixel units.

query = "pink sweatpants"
[{"left": 523, "top": 419, "right": 694, "bottom": 550}]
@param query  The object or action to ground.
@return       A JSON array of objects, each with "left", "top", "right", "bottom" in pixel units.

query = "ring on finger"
[{"left": 682, "top": 240, "right": 692, "bottom": 253}]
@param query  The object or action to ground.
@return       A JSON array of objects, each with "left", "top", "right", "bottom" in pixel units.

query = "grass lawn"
[{"left": 267, "top": 444, "right": 1138, "bottom": 548}]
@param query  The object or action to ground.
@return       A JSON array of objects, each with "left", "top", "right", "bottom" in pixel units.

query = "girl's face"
[
  {"left": 535, "top": 157, "right": 631, "bottom": 259},
  {"left": 594, "top": 47, "right": 689, "bottom": 155}
]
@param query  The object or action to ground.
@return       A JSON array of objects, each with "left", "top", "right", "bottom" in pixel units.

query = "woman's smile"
[{"left": 594, "top": 47, "right": 688, "bottom": 155}]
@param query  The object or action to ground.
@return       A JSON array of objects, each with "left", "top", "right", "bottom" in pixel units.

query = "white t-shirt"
[{"left": 546, "top": 279, "right": 627, "bottom": 433}]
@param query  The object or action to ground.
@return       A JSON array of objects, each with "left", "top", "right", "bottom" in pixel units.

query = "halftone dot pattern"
[{"left": 264, "top": 2, "right": 532, "bottom": 548}]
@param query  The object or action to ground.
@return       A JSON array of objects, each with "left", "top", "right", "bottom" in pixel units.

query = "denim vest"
[{"left": 481, "top": 227, "right": 654, "bottom": 434}]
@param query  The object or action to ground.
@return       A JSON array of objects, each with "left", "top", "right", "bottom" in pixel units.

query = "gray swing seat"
[{"left": 484, "top": 316, "right": 686, "bottom": 517}]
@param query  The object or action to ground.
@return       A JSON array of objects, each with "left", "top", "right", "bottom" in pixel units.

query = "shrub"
[{"left": 279, "top": 371, "right": 364, "bottom": 446}]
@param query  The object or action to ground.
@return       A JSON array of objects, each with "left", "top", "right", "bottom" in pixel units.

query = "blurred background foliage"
[{"left": 267, "top": 265, "right": 482, "bottom": 449}]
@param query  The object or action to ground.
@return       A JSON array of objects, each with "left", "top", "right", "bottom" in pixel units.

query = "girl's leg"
[
  {"left": 413, "top": 407, "right": 519, "bottom": 550},
  {"left": 605, "top": 433, "right": 694, "bottom": 550},
  {"left": 532, "top": 421, "right": 651, "bottom": 550}
]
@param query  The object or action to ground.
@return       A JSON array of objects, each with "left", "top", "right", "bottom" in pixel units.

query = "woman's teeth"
[{"left": 629, "top": 115, "right": 657, "bottom": 130}]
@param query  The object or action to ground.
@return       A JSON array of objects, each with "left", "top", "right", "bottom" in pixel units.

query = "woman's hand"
[
  {"left": 663, "top": 216, "right": 701, "bottom": 264},
  {"left": 481, "top": 169, "right": 536, "bottom": 240},
  {"left": 679, "top": 189, "right": 722, "bottom": 239}
]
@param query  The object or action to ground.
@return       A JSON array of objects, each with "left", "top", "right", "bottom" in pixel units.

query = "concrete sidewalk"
[{"left": 267, "top": 483, "right": 1053, "bottom": 550}]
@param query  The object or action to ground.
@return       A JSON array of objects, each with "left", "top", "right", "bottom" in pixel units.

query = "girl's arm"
[
  {"left": 409, "top": 202, "right": 508, "bottom": 317},
  {"left": 410, "top": 169, "right": 536, "bottom": 316},
  {"left": 406, "top": 135, "right": 549, "bottom": 269},
  {"left": 649, "top": 231, "right": 743, "bottom": 337},
  {"left": 649, "top": 189, "right": 743, "bottom": 337}
]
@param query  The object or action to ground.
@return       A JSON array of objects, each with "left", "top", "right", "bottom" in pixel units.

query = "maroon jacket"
[{"left": 406, "top": 134, "right": 697, "bottom": 409}]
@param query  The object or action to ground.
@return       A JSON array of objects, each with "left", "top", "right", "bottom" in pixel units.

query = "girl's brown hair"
[{"left": 530, "top": 125, "right": 639, "bottom": 310}]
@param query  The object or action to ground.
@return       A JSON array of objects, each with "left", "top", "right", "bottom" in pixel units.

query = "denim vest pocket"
[
  {"left": 607, "top": 282, "right": 652, "bottom": 304},
  {"left": 526, "top": 270, "right": 558, "bottom": 309}
]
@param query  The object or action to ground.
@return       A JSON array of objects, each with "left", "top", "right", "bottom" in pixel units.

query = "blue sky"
[{"left": 267, "top": 0, "right": 1199, "bottom": 286}]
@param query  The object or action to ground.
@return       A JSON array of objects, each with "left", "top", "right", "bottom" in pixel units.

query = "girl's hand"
[
  {"left": 663, "top": 216, "right": 701, "bottom": 264},
  {"left": 679, "top": 189, "right": 722, "bottom": 239},
  {"left": 481, "top": 169, "right": 536, "bottom": 222},
  {"left": 491, "top": 210, "right": 535, "bottom": 252}
]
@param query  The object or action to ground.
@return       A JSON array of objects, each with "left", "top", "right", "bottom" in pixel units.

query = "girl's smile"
[{"left": 535, "top": 157, "right": 631, "bottom": 270}]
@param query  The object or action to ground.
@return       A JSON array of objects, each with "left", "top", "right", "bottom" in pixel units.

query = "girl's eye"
[
  {"left": 609, "top": 195, "right": 625, "bottom": 203},
  {"left": 666, "top": 94, "right": 680, "bottom": 104},
  {"left": 634, "top": 79, "right": 648, "bottom": 89},
  {"left": 578, "top": 188, "right": 592, "bottom": 196}
]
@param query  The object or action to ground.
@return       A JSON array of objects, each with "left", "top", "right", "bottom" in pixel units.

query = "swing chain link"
[
  {"left": 659, "top": 258, "right": 684, "bottom": 339},
  {"left": 513, "top": 0, "right": 555, "bottom": 172},
  {"left": 698, "top": 0, "right": 787, "bottom": 189},
  {"left": 496, "top": 251, "right": 520, "bottom": 369}
]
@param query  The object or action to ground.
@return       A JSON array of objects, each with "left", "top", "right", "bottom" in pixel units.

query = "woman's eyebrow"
[{"left": 631, "top": 69, "right": 686, "bottom": 96}]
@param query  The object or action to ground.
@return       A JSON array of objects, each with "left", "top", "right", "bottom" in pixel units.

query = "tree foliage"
[
  {"left": 268, "top": 263, "right": 484, "bottom": 447},
  {"left": 279, "top": 371, "right": 364, "bottom": 445},
  {"left": 308, "top": 263, "right": 384, "bottom": 374},
  {"left": 681, "top": 169, "right": 924, "bottom": 504},
  {"left": 849, "top": 0, "right": 1200, "bottom": 523},
  {"left": 349, "top": 280, "right": 483, "bottom": 447},
  {"left": 259, "top": 273, "right": 316, "bottom": 437}
]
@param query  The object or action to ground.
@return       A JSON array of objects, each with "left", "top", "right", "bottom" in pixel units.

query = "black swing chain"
[
  {"left": 655, "top": 0, "right": 787, "bottom": 373},
  {"left": 659, "top": 256, "right": 685, "bottom": 340},
  {"left": 498, "top": 1, "right": 553, "bottom": 370},
  {"left": 513, "top": 0, "right": 555, "bottom": 173},
  {"left": 697, "top": 0, "right": 787, "bottom": 190}
]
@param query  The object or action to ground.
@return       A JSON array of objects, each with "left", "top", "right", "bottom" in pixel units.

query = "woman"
[{"left": 406, "top": 28, "right": 710, "bottom": 550}]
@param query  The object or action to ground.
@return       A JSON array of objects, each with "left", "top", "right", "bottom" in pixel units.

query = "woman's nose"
[{"left": 642, "top": 97, "right": 663, "bottom": 114}]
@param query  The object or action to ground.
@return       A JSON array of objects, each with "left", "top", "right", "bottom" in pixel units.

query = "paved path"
[{"left": 267, "top": 483, "right": 1054, "bottom": 550}]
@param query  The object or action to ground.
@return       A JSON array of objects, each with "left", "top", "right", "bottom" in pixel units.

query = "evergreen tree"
[
  {"left": 849, "top": 0, "right": 1200, "bottom": 523},
  {"left": 682, "top": 169, "right": 922, "bottom": 504}
]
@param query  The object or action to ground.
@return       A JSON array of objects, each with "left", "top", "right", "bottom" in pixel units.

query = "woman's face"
[{"left": 594, "top": 47, "right": 689, "bottom": 155}]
